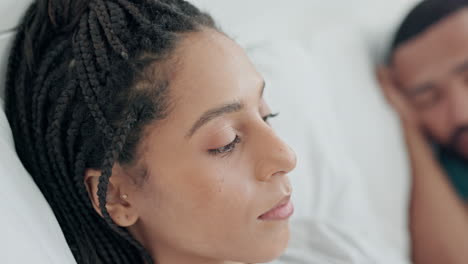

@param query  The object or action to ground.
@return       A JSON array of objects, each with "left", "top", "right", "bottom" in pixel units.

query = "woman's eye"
[
  {"left": 208, "top": 136, "right": 241, "bottom": 156},
  {"left": 262, "top": 112, "right": 279, "bottom": 123}
]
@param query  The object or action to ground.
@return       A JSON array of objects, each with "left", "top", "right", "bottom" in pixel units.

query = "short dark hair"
[{"left": 391, "top": 0, "right": 468, "bottom": 55}]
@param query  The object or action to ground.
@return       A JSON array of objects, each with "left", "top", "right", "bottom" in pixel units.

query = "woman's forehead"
[{"left": 167, "top": 30, "right": 262, "bottom": 116}]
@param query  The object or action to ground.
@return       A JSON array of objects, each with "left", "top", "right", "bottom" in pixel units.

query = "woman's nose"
[{"left": 255, "top": 126, "right": 297, "bottom": 182}]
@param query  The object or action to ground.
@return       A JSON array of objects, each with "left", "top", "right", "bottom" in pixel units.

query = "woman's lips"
[{"left": 258, "top": 195, "right": 294, "bottom": 221}]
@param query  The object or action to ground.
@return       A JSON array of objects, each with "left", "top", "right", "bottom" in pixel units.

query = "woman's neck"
[{"left": 150, "top": 245, "right": 247, "bottom": 264}]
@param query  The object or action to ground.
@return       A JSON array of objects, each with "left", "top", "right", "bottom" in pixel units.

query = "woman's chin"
[{"left": 244, "top": 225, "right": 291, "bottom": 263}]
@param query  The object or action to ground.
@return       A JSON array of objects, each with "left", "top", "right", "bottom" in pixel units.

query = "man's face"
[{"left": 392, "top": 9, "right": 468, "bottom": 159}]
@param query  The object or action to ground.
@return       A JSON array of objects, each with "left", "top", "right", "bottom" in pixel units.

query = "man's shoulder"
[{"left": 437, "top": 148, "right": 468, "bottom": 201}]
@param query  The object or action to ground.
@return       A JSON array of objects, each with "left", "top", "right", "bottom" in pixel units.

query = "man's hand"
[{"left": 377, "top": 66, "right": 420, "bottom": 130}]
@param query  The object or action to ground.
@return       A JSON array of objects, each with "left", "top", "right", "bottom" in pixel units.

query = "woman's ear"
[{"left": 84, "top": 166, "right": 139, "bottom": 227}]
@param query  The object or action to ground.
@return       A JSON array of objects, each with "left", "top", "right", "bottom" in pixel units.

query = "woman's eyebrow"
[
  {"left": 186, "top": 101, "right": 244, "bottom": 138},
  {"left": 186, "top": 79, "right": 264, "bottom": 139}
]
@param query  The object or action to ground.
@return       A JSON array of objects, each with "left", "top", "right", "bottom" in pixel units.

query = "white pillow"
[
  {"left": 0, "top": 98, "right": 75, "bottom": 263},
  {"left": 0, "top": 33, "right": 13, "bottom": 100},
  {"left": 0, "top": 0, "right": 32, "bottom": 33},
  {"left": 0, "top": 0, "right": 33, "bottom": 97}
]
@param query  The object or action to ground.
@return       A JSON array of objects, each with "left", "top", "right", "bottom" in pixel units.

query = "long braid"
[
  {"left": 107, "top": 1, "right": 129, "bottom": 41},
  {"left": 45, "top": 100, "right": 117, "bottom": 263},
  {"left": 32, "top": 40, "right": 68, "bottom": 138},
  {"left": 13, "top": 40, "right": 36, "bottom": 173},
  {"left": 74, "top": 13, "right": 114, "bottom": 138},
  {"left": 116, "top": 0, "right": 152, "bottom": 26},
  {"left": 72, "top": 142, "right": 118, "bottom": 263},
  {"left": 47, "top": 81, "right": 131, "bottom": 264},
  {"left": 97, "top": 114, "right": 140, "bottom": 264},
  {"left": 43, "top": 80, "right": 87, "bottom": 251},
  {"left": 91, "top": 0, "right": 128, "bottom": 59},
  {"left": 13, "top": 3, "right": 60, "bottom": 167},
  {"left": 97, "top": 110, "right": 153, "bottom": 263},
  {"left": 66, "top": 106, "right": 86, "bottom": 168},
  {"left": 73, "top": 140, "right": 140, "bottom": 264},
  {"left": 72, "top": 26, "right": 143, "bottom": 263},
  {"left": 5, "top": 1, "right": 217, "bottom": 263},
  {"left": 88, "top": 10, "right": 110, "bottom": 77},
  {"left": 33, "top": 66, "right": 69, "bottom": 188}
]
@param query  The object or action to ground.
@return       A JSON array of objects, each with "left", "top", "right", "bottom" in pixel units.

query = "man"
[{"left": 379, "top": 0, "right": 468, "bottom": 263}]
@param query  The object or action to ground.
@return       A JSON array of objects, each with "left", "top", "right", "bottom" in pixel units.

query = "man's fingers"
[{"left": 377, "top": 66, "right": 397, "bottom": 103}]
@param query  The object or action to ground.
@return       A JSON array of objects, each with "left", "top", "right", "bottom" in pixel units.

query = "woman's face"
[{"left": 102, "top": 29, "right": 296, "bottom": 264}]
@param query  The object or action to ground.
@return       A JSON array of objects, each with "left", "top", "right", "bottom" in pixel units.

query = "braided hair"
[{"left": 5, "top": 0, "right": 216, "bottom": 263}]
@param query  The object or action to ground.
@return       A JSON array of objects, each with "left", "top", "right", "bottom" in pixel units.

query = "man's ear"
[
  {"left": 376, "top": 65, "right": 390, "bottom": 87},
  {"left": 84, "top": 166, "right": 139, "bottom": 227}
]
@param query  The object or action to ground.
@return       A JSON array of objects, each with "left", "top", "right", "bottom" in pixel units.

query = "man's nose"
[{"left": 448, "top": 83, "right": 468, "bottom": 126}]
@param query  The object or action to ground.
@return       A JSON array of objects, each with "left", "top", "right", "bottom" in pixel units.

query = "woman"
[{"left": 4, "top": 0, "right": 297, "bottom": 263}]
